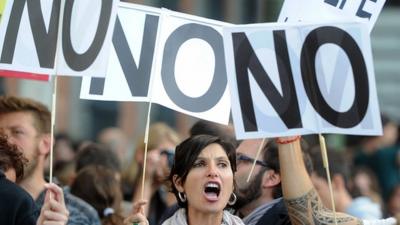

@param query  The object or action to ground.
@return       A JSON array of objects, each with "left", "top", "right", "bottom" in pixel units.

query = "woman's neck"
[{"left": 187, "top": 207, "right": 224, "bottom": 225}]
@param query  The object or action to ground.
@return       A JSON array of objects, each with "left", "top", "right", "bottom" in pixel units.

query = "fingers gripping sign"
[
  {"left": 124, "top": 200, "right": 149, "bottom": 225},
  {"left": 36, "top": 183, "right": 69, "bottom": 225}
]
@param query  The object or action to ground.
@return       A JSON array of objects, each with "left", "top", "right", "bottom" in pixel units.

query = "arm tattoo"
[{"left": 284, "top": 189, "right": 363, "bottom": 225}]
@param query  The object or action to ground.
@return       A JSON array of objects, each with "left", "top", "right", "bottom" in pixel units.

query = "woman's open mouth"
[{"left": 203, "top": 181, "right": 221, "bottom": 202}]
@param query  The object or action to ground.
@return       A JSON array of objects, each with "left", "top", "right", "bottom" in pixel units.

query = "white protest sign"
[
  {"left": 0, "top": 0, "right": 118, "bottom": 77},
  {"left": 278, "top": 0, "right": 386, "bottom": 32},
  {"left": 223, "top": 21, "right": 381, "bottom": 139},
  {"left": 0, "top": 0, "right": 56, "bottom": 74},
  {"left": 56, "top": 0, "right": 118, "bottom": 77},
  {"left": 80, "top": 3, "right": 161, "bottom": 101},
  {"left": 151, "top": 9, "right": 231, "bottom": 125}
]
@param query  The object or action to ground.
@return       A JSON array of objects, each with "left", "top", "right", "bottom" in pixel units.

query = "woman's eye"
[
  {"left": 193, "top": 161, "right": 205, "bottom": 167},
  {"left": 218, "top": 162, "right": 228, "bottom": 168}
]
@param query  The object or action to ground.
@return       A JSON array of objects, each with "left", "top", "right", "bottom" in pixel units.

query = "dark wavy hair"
[
  {"left": 168, "top": 134, "right": 236, "bottom": 208},
  {"left": 0, "top": 133, "right": 27, "bottom": 182}
]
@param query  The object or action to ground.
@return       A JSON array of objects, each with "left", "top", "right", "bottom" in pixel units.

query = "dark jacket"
[
  {"left": 255, "top": 199, "right": 291, "bottom": 225},
  {"left": 0, "top": 171, "right": 38, "bottom": 225}
]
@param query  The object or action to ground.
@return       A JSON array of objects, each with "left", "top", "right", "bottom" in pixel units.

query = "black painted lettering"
[
  {"left": 62, "top": 0, "right": 113, "bottom": 71},
  {"left": 232, "top": 31, "right": 302, "bottom": 132},
  {"left": 89, "top": 14, "right": 159, "bottom": 96},
  {"left": 356, "top": 0, "right": 377, "bottom": 19},
  {"left": 0, "top": 0, "right": 61, "bottom": 68},
  {"left": 161, "top": 23, "right": 227, "bottom": 112},
  {"left": 300, "top": 26, "right": 369, "bottom": 128}
]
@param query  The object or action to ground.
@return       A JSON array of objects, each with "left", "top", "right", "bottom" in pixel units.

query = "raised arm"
[{"left": 277, "top": 137, "right": 362, "bottom": 225}]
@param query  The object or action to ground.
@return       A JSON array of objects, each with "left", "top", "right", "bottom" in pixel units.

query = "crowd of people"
[{"left": 0, "top": 95, "right": 400, "bottom": 225}]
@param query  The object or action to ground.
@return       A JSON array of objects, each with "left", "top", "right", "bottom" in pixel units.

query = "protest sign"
[
  {"left": 0, "top": 0, "right": 118, "bottom": 77},
  {"left": 80, "top": 3, "right": 160, "bottom": 101},
  {"left": 278, "top": 0, "right": 386, "bottom": 32},
  {"left": 223, "top": 21, "right": 381, "bottom": 139},
  {"left": 0, "top": 0, "right": 49, "bottom": 80},
  {"left": 150, "top": 9, "right": 232, "bottom": 125}
]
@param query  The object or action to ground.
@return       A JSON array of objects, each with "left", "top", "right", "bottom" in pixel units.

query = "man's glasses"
[{"left": 236, "top": 154, "right": 269, "bottom": 168}]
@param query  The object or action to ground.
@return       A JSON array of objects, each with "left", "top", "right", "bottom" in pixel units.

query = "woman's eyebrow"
[
  {"left": 215, "top": 156, "right": 229, "bottom": 161},
  {"left": 195, "top": 156, "right": 229, "bottom": 161}
]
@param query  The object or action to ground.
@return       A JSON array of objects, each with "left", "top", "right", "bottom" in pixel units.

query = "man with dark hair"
[
  {"left": 0, "top": 96, "right": 100, "bottom": 225},
  {"left": 234, "top": 139, "right": 313, "bottom": 225}
]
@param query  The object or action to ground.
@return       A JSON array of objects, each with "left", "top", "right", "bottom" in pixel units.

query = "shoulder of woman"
[
  {"left": 223, "top": 210, "right": 244, "bottom": 225},
  {"left": 162, "top": 208, "right": 187, "bottom": 225}
]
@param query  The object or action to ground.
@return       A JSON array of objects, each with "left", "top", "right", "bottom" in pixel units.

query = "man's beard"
[
  {"left": 21, "top": 148, "right": 39, "bottom": 182},
  {"left": 233, "top": 170, "right": 265, "bottom": 210}
]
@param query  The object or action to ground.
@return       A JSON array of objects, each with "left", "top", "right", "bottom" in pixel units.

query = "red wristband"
[{"left": 275, "top": 136, "right": 301, "bottom": 145}]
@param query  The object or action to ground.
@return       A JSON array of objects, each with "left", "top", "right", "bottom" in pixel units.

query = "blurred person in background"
[
  {"left": 75, "top": 142, "right": 121, "bottom": 175},
  {"left": 54, "top": 160, "right": 76, "bottom": 186},
  {"left": 124, "top": 122, "right": 181, "bottom": 225},
  {"left": 353, "top": 115, "right": 400, "bottom": 200},
  {"left": 349, "top": 166, "right": 383, "bottom": 207},
  {"left": 52, "top": 133, "right": 77, "bottom": 186},
  {"left": 310, "top": 145, "right": 383, "bottom": 219},
  {"left": 97, "top": 127, "right": 131, "bottom": 170},
  {"left": 385, "top": 185, "right": 400, "bottom": 218},
  {"left": 54, "top": 133, "right": 76, "bottom": 165},
  {"left": 71, "top": 165, "right": 124, "bottom": 225},
  {"left": 74, "top": 142, "right": 132, "bottom": 215}
]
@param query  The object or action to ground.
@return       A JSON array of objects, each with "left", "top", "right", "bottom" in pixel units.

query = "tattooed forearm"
[{"left": 284, "top": 189, "right": 363, "bottom": 225}]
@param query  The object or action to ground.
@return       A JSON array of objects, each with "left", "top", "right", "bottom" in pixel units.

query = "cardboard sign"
[
  {"left": 223, "top": 21, "right": 381, "bottom": 139},
  {"left": 278, "top": 0, "right": 386, "bottom": 32},
  {"left": 150, "top": 10, "right": 232, "bottom": 125},
  {"left": 80, "top": 3, "right": 160, "bottom": 101},
  {"left": 82, "top": 5, "right": 232, "bottom": 125},
  {"left": 0, "top": 0, "right": 118, "bottom": 77}
]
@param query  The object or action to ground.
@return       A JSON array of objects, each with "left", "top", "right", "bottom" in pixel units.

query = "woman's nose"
[{"left": 207, "top": 163, "right": 218, "bottom": 178}]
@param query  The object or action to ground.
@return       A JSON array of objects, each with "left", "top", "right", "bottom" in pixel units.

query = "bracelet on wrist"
[{"left": 275, "top": 135, "right": 301, "bottom": 145}]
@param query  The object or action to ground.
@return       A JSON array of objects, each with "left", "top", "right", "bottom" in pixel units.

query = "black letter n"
[
  {"left": 0, "top": 0, "right": 61, "bottom": 68},
  {"left": 232, "top": 31, "right": 302, "bottom": 132}
]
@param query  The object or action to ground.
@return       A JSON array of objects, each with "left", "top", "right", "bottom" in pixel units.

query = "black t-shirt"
[{"left": 0, "top": 172, "right": 38, "bottom": 225}]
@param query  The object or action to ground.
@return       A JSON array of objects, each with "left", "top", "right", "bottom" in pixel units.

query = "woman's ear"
[{"left": 173, "top": 175, "right": 184, "bottom": 192}]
